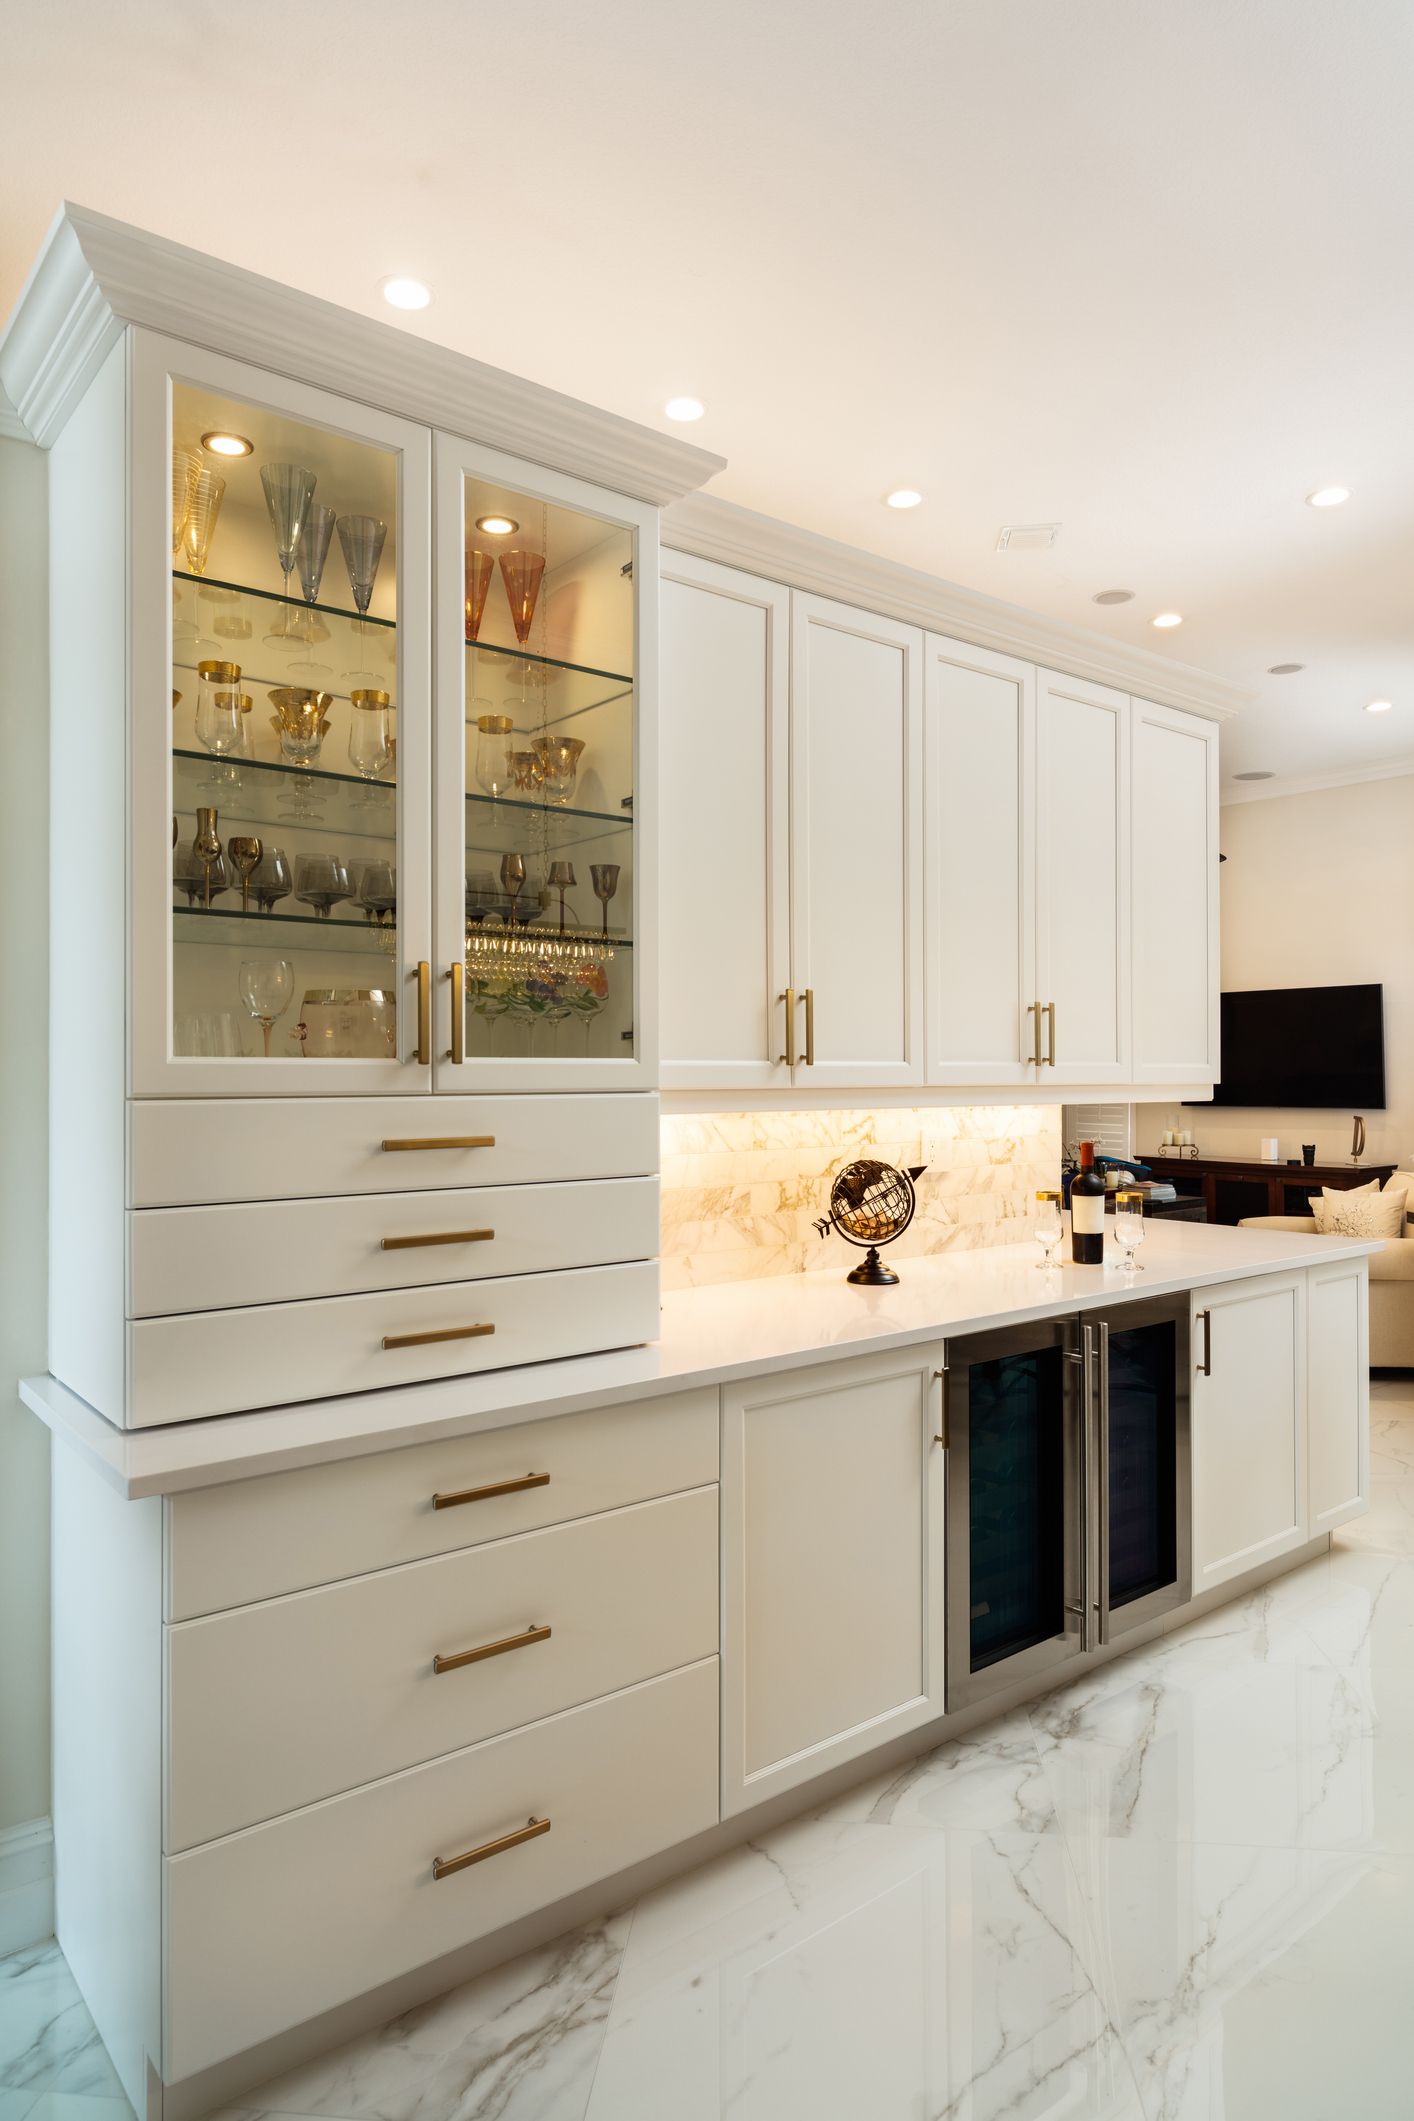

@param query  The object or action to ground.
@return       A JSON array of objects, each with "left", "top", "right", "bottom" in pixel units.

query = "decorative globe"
[{"left": 814, "top": 1158, "right": 926, "bottom": 1286}]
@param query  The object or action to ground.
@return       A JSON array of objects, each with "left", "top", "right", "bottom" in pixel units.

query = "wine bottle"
[{"left": 1070, "top": 1140, "right": 1106, "bottom": 1265}]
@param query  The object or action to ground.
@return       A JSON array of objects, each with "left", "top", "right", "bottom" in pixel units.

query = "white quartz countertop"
[{"left": 21, "top": 1220, "right": 1378, "bottom": 1499}]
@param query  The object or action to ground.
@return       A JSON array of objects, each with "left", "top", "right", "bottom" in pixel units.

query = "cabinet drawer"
[
  {"left": 166, "top": 1385, "right": 719, "bottom": 1618},
  {"left": 129, "top": 1260, "right": 660, "bottom": 1427},
  {"left": 130, "top": 1176, "right": 659, "bottom": 1316},
  {"left": 129, "top": 1092, "right": 658, "bottom": 1207},
  {"left": 164, "top": 1656, "right": 718, "bottom": 2081},
  {"left": 166, "top": 1486, "right": 718, "bottom": 1851}
]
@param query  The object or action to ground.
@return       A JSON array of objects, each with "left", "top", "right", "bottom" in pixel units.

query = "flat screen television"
[{"left": 1195, "top": 983, "right": 1386, "bottom": 1109}]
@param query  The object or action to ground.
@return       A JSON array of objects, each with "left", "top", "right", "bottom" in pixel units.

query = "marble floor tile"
[
  {"left": 1075, "top": 1836, "right": 1414, "bottom": 2120},
  {"left": 1332, "top": 1479, "right": 1414, "bottom": 1557},
  {"left": 0, "top": 1949, "right": 126, "bottom": 2103}
]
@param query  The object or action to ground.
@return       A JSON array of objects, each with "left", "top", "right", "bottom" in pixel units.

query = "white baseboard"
[{"left": 0, "top": 1816, "right": 54, "bottom": 1954}]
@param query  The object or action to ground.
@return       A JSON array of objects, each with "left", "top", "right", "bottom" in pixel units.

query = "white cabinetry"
[
  {"left": 721, "top": 1344, "right": 947, "bottom": 1815},
  {"left": 1307, "top": 1255, "right": 1370, "bottom": 1534},
  {"left": 1192, "top": 1271, "right": 1308, "bottom": 1591},
  {"left": 1130, "top": 698, "right": 1220, "bottom": 1083},
  {"left": 659, "top": 554, "right": 791, "bottom": 1090},
  {"left": 1034, "top": 669, "right": 1131, "bottom": 1083}
]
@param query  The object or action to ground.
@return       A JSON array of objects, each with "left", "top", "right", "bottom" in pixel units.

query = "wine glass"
[
  {"left": 294, "top": 852, "right": 347, "bottom": 919},
  {"left": 172, "top": 448, "right": 201, "bottom": 557},
  {"left": 465, "top": 550, "right": 494, "bottom": 641},
  {"left": 269, "top": 687, "right": 333, "bottom": 765},
  {"left": 1034, "top": 1189, "right": 1063, "bottom": 1270},
  {"left": 337, "top": 514, "right": 387, "bottom": 681},
  {"left": 1114, "top": 1190, "right": 1146, "bottom": 1274},
  {"left": 474, "top": 712, "right": 514, "bottom": 797},
  {"left": 261, "top": 464, "right": 317, "bottom": 644},
  {"left": 499, "top": 550, "right": 545, "bottom": 647},
  {"left": 238, "top": 958, "right": 294, "bottom": 1057},
  {"left": 590, "top": 862, "right": 620, "bottom": 940},
  {"left": 348, "top": 689, "right": 393, "bottom": 779},
  {"left": 289, "top": 501, "right": 337, "bottom": 676},
  {"left": 358, "top": 860, "right": 396, "bottom": 925},
  {"left": 227, "top": 836, "right": 262, "bottom": 912},
  {"left": 181, "top": 468, "right": 226, "bottom": 578},
  {"left": 367, "top": 988, "right": 398, "bottom": 1057},
  {"left": 251, "top": 843, "right": 292, "bottom": 912}
]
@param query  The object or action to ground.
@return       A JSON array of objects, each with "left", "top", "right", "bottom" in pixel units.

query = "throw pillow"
[
  {"left": 1308, "top": 1178, "right": 1378, "bottom": 1232},
  {"left": 1313, "top": 1186, "right": 1408, "bottom": 1239}
]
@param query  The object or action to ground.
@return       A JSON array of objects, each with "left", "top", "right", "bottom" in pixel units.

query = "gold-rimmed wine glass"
[
  {"left": 1114, "top": 1189, "right": 1146, "bottom": 1274},
  {"left": 1034, "top": 1190, "right": 1063, "bottom": 1269},
  {"left": 227, "top": 836, "right": 262, "bottom": 913}
]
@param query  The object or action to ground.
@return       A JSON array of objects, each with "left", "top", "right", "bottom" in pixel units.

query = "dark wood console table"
[{"left": 1152, "top": 1153, "right": 1397, "bottom": 1226}]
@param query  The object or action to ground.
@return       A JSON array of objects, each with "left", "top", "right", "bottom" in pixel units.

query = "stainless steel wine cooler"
[{"left": 944, "top": 1296, "right": 1191, "bottom": 1710}]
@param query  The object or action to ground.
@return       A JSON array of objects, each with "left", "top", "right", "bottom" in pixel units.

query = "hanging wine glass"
[
  {"left": 238, "top": 958, "right": 295, "bottom": 1057},
  {"left": 181, "top": 470, "right": 226, "bottom": 579},
  {"left": 337, "top": 514, "right": 387, "bottom": 685},
  {"left": 289, "top": 501, "right": 337, "bottom": 678},
  {"left": 260, "top": 463, "right": 317, "bottom": 645}
]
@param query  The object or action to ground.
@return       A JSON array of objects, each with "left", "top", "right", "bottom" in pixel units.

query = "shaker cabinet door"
[
  {"left": 789, "top": 595, "right": 925, "bottom": 1088},
  {"left": 923, "top": 635, "right": 1037, "bottom": 1085},
  {"left": 721, "top": 1344, "right": 947, "bottom": 1815},
  {"left": 1130, "top": 698, "right": 1220, "bottom": 1085},
  {"left": 130, "top": 329, "right": 433, "bottom": 1098},
  {"left": 1034, "top": 670, "right": 1131, "bottom": 1084},
  {"left": 1192, "top": 1271, "right": 1307, "bottom": 1591},
  {"left": 432, "top": 431, "right": 658, "bottom": 1091},
  {"left": 660, "top": 553, "right": 792, "bottom": 1089}
]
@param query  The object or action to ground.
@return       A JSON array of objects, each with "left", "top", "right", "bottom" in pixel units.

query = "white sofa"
[{"left": 1240, "top": 1168, "right": 1414, "bottom": 1367}]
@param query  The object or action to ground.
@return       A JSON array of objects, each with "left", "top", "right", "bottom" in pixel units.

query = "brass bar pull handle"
[
  {"left": 381, "top": 1135, "right": 496, "bottom": 1152},
  {"left": 1027, "top": 1001, "right": 1042, "bottom": 1067},
  {"left": 382, "top": 1229, "right": 494, "bottom": 1251},
  {"left": 433, "top": 1814, "right": 550, "bottom": 1881},
  {"left": 933, "top": 1355, "right": 949, "bottom": 1449},
  {"left": 449, "top": 961, "right": 465, "bottom": 1065},
  {"left": 1045, "top": 1001, "right": 1056, "bottom": 1067},
  {"left": 778, "top": 987, "right": 797, "bottom": 1068},
  {"left": 382, "top": 1321, "right": 495, "bottom": 1351},
  {"left": 803, "top": 986, "right": 815, "bottom": 1066},
  {"left": 434, "top": 1471, "right": 550, "bottom": 1510},
  {"left": 416, "top": 961, "right": 431, "bottom": 1067},
  {"left": 1198, "top": 1307, "right": 1213, "bottom": 1376},
  {"left": 433, "top": 1623, "right": 551, "bottom": 1675}
]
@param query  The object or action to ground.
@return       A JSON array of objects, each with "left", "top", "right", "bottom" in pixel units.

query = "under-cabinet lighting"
[
  {"left": 200, "top": 431, "right": 253, "bottom": 457},
  {"left": 475, "top": 515, "right": 519, "bottom": 536}
]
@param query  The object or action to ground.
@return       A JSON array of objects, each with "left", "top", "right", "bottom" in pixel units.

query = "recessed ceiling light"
[
  {"left": 885, "top": 489, "right": 923, "bottom": 510},
  {"left": 1268, "top": 662, "right": 1304, "bottom": 675},
  {"left": 1092, "top": 588, "right": 1134, "bottom": 605},
  {"left": 200, "top": 430, "right": 253, "bottom": 457},
  {"left": 1234, "top": 770, "right": 1275, "bottom": 781},
  {"left": 664, "top": 397, "right": 705, "bottom": 422},
  {"left": 381, "top": 276, "right": 431, "bottom": 311},
  {"left": 475, "top": 514, "right": 519, "bottom": 536},
  {"left": 1151, "top": 611, "right": 1184, "bottom": 629},
  {"left": 1366, "top": 699, "right": 1394, "bottom": 714},
  {"left": 1306, "top": 486, "right": 1350, "bottom": 508}
]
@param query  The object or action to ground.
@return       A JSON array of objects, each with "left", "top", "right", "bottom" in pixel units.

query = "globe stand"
[{"left": 846, "top": 1245, "right": 898, "bottom": 1287}]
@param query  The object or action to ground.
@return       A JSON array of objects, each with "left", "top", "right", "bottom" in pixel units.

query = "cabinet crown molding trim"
[
  {"left": 0, "top": 205, "right": 727, "bottom": 506},
  {"left": 664, "top": 493, "right": 1250, "bottom": 723}
]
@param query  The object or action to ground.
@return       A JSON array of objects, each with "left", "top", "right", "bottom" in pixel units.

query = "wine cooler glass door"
[
  {"left": 131, "top": 330, "right": 432, "bottom": 1095},
  {"left": 1096, "top": 1301, "right": 1192, "bottom": 1641},
  {"left": 432, "top": 431, "right": 658, "bottom": 1091}
]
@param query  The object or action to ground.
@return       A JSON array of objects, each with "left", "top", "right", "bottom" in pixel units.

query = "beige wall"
[
  {"left": 0, "top": 433, "right": 51, "bottom": 1832},
  {"left": 661, "top": 1105, "right": 1061, "bottom": 1290},
  {"left": 1138, "top": 778, "right": 1414, "bottom": 1169}
]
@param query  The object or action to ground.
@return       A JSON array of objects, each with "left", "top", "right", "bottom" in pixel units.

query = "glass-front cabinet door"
[
  {"left": 433, "top": 433, "right": 656, "bottom": 1089},
  {"left": 130, "top": 332, "right": 431, "bottom": 1095}
]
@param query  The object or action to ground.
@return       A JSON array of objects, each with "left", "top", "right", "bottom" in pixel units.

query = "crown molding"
[
  {"left": 1222, "top": 754, "right": 1414, "bottom": 805},
  {"left": 664, "top": 493, "right": 1252, "bottom": 722},
  {"left": 0, "top": 205, "right": 726, "bottom": 507},
  {"left": 0, "top": 387, "right": 29, "bottom": 442}
]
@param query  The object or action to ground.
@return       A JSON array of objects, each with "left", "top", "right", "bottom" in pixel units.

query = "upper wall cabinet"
[
  {"left": 433, "top": 432, "right": 659, "bottom": 1091},
  {"left": 1129, "top": 699, "right": 1220, "bottom": 1084},
  {"left": 135, "top": 333, "right": 434, "bottom": 1097},
  {"left": 1034, "top": 670, "right": 1131, "bottom": 1085}
]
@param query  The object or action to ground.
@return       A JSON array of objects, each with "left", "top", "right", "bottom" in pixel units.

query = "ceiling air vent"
[{"left": 996, "top": 523, "right": 1060, "bottom": 552}]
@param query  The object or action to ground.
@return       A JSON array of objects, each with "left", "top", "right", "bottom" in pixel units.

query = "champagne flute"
[
  {"left": 182, "top": 469, "right": 226, "bottom": 578},
  {"left": 238, "top": 958, "right": 294, "bottom": 1057},
  {"left": 337, "top": 514, "right": 387, "bottom": 682},
  {"left": 261, "top": 464, "right": 317, "bottom": 644},
  {"left": 1034, "top": 1189, "right": 1063, "bottom": 1270},
  {"left": 289, "top": 501, "right": 337, "bottom": 676},
  {"left": 227, "top": 836, "right": 262, "bottom": 912},
  {"left": 1114, "top": 1189, "right": 1146, "bottom": 1274}
]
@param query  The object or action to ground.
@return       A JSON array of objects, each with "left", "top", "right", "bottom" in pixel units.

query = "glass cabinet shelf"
[
  {"left": 173, "top": 905, "right": 398, "bottom": 955},
  {"left": 174, "top": 572, "right": 397, "bottom": 710},
  {"left": 174, "top": 751, "right": 396, "bottom": 842},
  {"left": 465, "top": 789, "right": 632, "bottom": 863},
  {"left": 464, "top": 642, "right": 632, "bottom": 730}
]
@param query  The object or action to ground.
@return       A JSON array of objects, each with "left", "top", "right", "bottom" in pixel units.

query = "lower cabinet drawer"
[
  {"left": 129, "top": 1176, "right": 659, "bottom": 1316},
  {"left": 128, "top": 1259, "right": 661, "bottom": 1426},
  {"left": 165, "top": 1486, "right": 719, "bottom": 1851},
  {"left": 164, "top": 1656, "right": 719, "bottom": 2082},
  {"left": 167, "top": 1386, "right": 721, "bottom": 1619}
]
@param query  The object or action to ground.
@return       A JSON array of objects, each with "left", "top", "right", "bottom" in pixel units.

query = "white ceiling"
[{"left": 5, "top": 0, "right": 1413, "bottom": 792}]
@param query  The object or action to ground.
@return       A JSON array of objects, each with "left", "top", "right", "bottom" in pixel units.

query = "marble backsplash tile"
[{"left": 660, "top": 1105, "right": 1062, "bottom": 1290}]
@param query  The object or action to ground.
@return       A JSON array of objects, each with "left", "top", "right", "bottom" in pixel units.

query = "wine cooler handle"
[
  {"left": 1096, "top": 1320, "right": 1111, "bottom": 1648},
  {"left": 1045, "top": 1001, "right": 1057, "bottom": 1067},
  {"left": 1198, "top": 1307, "right": 1213, "bottom": 1376},
  {"left": 1027, "top": 1001, "right": 1042, "bottom": 1068},
  {"left": 1078, "top": 1322, "right": 1096, "bottom": 1655},
  {"left": 778, "top": 988, "right": 797, "bottom": 1068}
]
